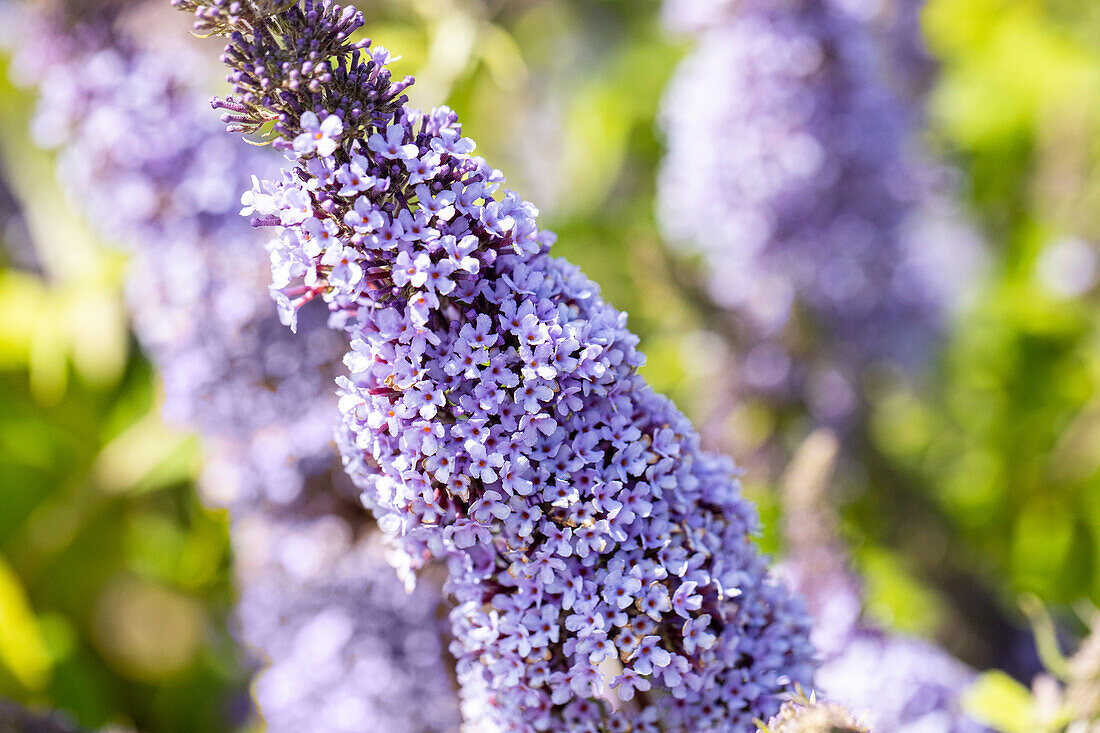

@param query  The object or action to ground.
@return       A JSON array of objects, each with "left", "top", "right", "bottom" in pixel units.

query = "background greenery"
[{"left": 2, "top": 0, "right": 1100, "bottom": 729}]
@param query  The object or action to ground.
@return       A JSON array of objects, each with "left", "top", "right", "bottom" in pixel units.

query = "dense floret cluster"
[
  {"left": 658, "top": 0, "right": 980, "bottom": 423},
  {"left": 5, "top": 4, "right": 458, "bottom": 730},
  {"left": 174, "top": 0, "right": 817, "bottom": 728}
]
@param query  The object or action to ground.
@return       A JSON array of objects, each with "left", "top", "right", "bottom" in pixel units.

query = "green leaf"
[
  {"left": 963, "top": 671, "right": 1039, "bottom": 733},
  {"left": 0, "top": 553, "right": 52, "bottom": 690}
]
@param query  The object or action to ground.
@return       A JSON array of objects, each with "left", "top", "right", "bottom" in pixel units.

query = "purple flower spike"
[{"left": 172, "top": 1, "right": 818, "bottom": 729}]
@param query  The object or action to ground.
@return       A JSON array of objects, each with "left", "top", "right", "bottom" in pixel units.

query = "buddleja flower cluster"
[
  {"left": 658, "top": 0, "right": 981, "bottom": 424},
  {"left": 781, "top": 433, "right": 987, "bottom": 732},
  {"left": 173, "top": 0, "right": 817, "bottom": 728},
  {"left": 5, "top": 0, "right": 339, "bottom": 507},
  {"left": 234, "top": 513, "right": 459, "bottom": 732},
  {"left": 5, "top": 3, "right": 458, "bottom": 730}
]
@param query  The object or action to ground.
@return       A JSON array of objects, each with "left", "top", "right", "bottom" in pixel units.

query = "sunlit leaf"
[{"left": 0, "top": 554, "right": 51, "bottom": 690}]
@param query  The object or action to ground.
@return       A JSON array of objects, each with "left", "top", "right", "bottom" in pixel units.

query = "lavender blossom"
[
  {"left": 812, "top": 634, "right": 985, "bottom": 732},
  {"left": 658, "top": 0, "right": 981, "bottom": 424},
  {"left": 781, "top": 431, "right": 987, "bottom": 732},
  {"left": 6, "top": 4, "right": 458, "bottom": 730},
  {"left": 174, "top": 1, "right": 817, "bottom": 728},
  {"left": 233, "top": 513, "right": 459, "bottom": 732},
  {"left": 5, "top": 3, "right": 339, "bottom": 507},
  {"left": 881, "top": 0, "right": 937, "bottom": 96}
]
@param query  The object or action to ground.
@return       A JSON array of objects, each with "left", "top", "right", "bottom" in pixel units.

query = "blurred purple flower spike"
[
  {"left": 4, "top": 3, "right": 459, "bottom": 729},
  {"left": 658, "top": 0, "right": 983, "bottom": 425}
]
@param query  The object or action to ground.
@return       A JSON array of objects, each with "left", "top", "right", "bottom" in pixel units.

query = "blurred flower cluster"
[
  {"left": 779, "top": 430, "right": 986, "bottom": 732},
  {"left": 658, "top": 0, "right": 982, "bottom": 431},
  {"left": 1, "top": 1, "right": 457, "bottom": 730}
]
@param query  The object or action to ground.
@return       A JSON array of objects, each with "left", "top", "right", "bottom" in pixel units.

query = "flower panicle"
[{"left": 181, "top": 0, "right": 817, "bottom": 728}]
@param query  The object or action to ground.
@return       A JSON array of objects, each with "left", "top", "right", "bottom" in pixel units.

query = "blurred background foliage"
[
  {"left": 0, "top": 51, "right": 246, "bottom": 732},
  {"left": 3, "top": 0, "right": 1100, "bottom": 729},
  {"left": 871, "top": 0, "right": 1100, "bottom": 623}
]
